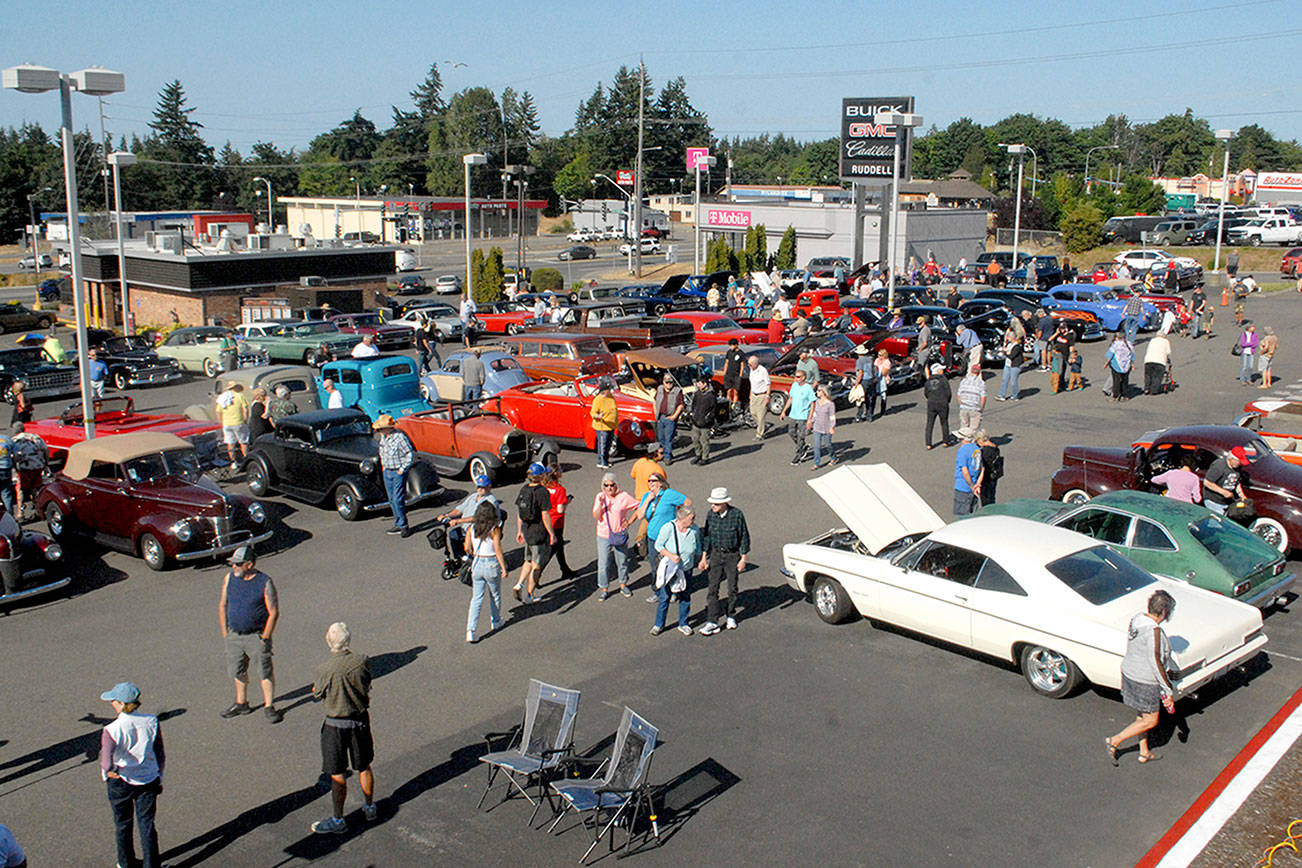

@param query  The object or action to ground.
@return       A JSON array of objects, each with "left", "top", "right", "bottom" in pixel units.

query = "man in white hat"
[{"left": 697, "top": 487, "right": 750, "bottom": 635}]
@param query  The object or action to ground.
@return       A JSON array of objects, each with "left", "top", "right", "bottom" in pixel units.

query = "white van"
[{"left": 394, "top": 248, "right": 417, "bottom": 272}]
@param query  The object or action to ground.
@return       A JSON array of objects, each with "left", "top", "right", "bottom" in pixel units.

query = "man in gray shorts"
[{"left": 218, "top": 545, "right": 282, "bottom": 723}]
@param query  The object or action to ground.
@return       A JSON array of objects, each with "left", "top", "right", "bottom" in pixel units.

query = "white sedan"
[
  {"left": 781, "top": 464, "right": 1268, "bottom": 699},
  {"left": 1113, "top": 249, "right": 1199, "bottom": 272}
]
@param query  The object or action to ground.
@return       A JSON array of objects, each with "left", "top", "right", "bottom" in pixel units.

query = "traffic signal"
[{"left": 601, "top": 201, "right": 609, "bottom": 219}]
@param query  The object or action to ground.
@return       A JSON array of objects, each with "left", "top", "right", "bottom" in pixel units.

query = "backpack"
[{"left": 516, "top": 484, "right": 542, "bottom": 523}]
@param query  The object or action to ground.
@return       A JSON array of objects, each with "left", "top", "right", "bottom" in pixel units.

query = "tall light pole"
[
  {"left": 463, "top": 153, "right": 487, "bottom": 301},
  {"left": 504, "top": 165, "right": 534, "bottom": 275},
  {"left": 1084, "top": 144, "right": 1118, "bottom": 194},
  {"left": 5, "top": 64, "right": 126, "bottom": 439},
  {"left": 1001, "top": 143, "right": 1028, "bottom": 270},
  {"left": 877, "top": 111, "right": 923, "bottom": 309},
  {"left": 1213, "top": 129, "right": 1233, "bottom": 274},
  {"left": 252, "top": 175, "right": 273, "bottom": 230},
  {"left": 694, "top": 155, "right": 717, "bottom": 274},
  {"left": 26, "top": 186, "right": 52, "bottom": 276},
  {"left": 349, "top": 176, "right": 361, "bottom": 239},
  {"left": 108, "top": 152, "right": 136, "bottom": 334},
  {"left": 633, "top": 59, "right": 646, "bottom": 278},
  {"left": 1024, "top": 145, "right": 1039, "bottom": 199}
]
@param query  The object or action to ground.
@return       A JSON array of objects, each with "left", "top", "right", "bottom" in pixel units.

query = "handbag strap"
[{"left": 602, "top": 496, "right": 618, "bottom": 534}]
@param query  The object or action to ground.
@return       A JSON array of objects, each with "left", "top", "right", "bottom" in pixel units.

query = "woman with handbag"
[
  {"left": 652, "top": 505, "right": 701, "bottom": 636},
  {"left": 592, "top": 472, "right": 638, "bottom": 601},
  {"left": 1238, "top": 323, "right": 1259, "bottom": 385},
  {"left": 465, "top": 501, "right": 507, "bottom": 643},
  {"left": 1106, "top": 590, "right": 1177, "bottom": 765}
]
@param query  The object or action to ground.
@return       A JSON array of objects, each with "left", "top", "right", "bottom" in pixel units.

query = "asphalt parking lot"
[{"left": 2, "top": 287, "right": 1300, "bottom": 866}]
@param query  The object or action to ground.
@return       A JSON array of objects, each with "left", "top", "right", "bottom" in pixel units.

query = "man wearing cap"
[
  {"left": 1202, "top": 447, "right": 1250, "bottom": 516},
  {"left": 310, "top": 622, "right": 377, "bottom": 833},
  {"left": 461, "top": 347, "right": 486, "bottom": 402},
  {"left": 218, "top": 546, "right": 282, "bottom": 723},
  {"left": 780, "top": 369, "right": 816, "bottom": 464},
  {"left": 437, "top": 474, "right": 501, "bottom": 555},
  {"left": 374, "top": 414, "right": 416, "bottom": 537},
  {"left": 746, "top": 355, "right": 772, "bottom": 439},
  {"left": 956, "top": 363, "right": 986, "bottom": 437},
  {"left": 850, "top": 344, "right": 876, "bottom": 423},
  {"left": 953, "top": 431, "right": 984, "bottom": 516},
  {"left": 688, "top": 372, "right": 717, "bottom": 465},
  {"left": 513, "top": 462, "right": 556, "bottom": 604},
  {"left": 697, "top": 487, "right": 750, "bottom": 635},
  {"left": 590, "top": 379, "right": 618, "bottom": 469},
  {"left": 923, "top": 363, "right": 954, "bottom": 449},
  {"left": 99, "top": 681, "right": 164, "bottom": 868},
  {"left": 653, "top": 372, "right": 684, "bottom": 464}
]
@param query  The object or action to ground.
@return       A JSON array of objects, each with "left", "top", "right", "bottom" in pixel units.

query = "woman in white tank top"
[{"left": 466, "top": 500, "right": 507, "bottom": 643}]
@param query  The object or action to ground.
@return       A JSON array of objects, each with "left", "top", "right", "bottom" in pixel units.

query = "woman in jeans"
[
  {"left": 1238, "top": 323, "right": 1259, "bottom": 385},
  {"left": 99, "top": 681, "right": 164, "bottom": 868},
  {"left": 809, "top": 384, "right": 838, "bottom": 469},
  {"left": 1102, "top": 332, "right": 1133, "bottom": 401},
  {"left": 997, "top": 327, "right": 1023, "bottom": 401},
  {"left": 592, "top": 471, "right": 637, "bottom": 601},
  {"left": 465, "top": 501, "right": 507, "bottom": 643}
]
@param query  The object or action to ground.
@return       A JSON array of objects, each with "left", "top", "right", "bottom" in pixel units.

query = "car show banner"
[{"left": 840, "top": 96, "right": 915, "bottom": 182}]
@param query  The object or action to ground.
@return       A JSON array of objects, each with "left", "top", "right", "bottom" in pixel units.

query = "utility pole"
[
  {"left": 633, "top": 58, "right": 646, "bottom": 278},
  {"left": 98, "top": 96, "right": 112, "bottom": 231},
  {"left": 726, "top": 152, "right": 733, "bottom": 201}
]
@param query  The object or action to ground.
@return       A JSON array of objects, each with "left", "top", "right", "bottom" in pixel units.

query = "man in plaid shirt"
[
  {"left": 374, "top": 414, "right": 415, "bottom": 538},
  {"left": 697, "top": 487, "right": 750, "bottom": 636}
]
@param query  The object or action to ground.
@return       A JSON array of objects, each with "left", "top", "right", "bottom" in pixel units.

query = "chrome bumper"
[
  {"left": 1242, "top": 571, "right": 1296, "bottom": 609},
  {"left": 175, "top": 529, "right": 275, "bottom": 562},
  {"left": 125, "top": 369, "right": 183, "bottom": 386}
]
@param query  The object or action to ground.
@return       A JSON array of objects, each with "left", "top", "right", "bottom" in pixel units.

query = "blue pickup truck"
[{"left": 316, "top": 356, "right": 430, "bottom": 421}]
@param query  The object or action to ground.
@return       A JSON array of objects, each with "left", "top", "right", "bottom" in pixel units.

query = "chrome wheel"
[
  {"left": 1020, "top": 645, "right": 1080, "bottom": 698},
  {"left": 139, "top": 533, "right": 166, "bottom": 571},
  {"left": 44, "top": 502, "right": 66, "bottom": 538},
  {"left": 767, "top": 392, "right": 787, "bottom": 416},
  {"left": 335, "top": 483, "right": 361, "bottom": 520},
  {"left": 1250, "top": 517, "right": 1288, "bottom": 553},
  {"left": 810, "top": 575, "right": 852, "bottom": 624},
  {"left": 204, "top": 357, "right": 220, "bottom": 378},
  {"left": 246, "top": 459, "right": 269, "bottom": 497},
  {"left": 468, "top": 456, "right": 490, "bottom": 482}
]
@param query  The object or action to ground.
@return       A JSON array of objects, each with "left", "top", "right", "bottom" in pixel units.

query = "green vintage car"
[
  {"left": 234, "top": 319, "right": 360, "bottom": 365},
  {"left": 156, "top": 326, "right": 269, "bottom": 378},
  {"left": 979, "top": 490, "right": 1293, "bottom": 608}
]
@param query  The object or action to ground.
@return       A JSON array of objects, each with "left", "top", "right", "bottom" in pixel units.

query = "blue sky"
[{"left": 2, "top": 0, "right": 1298, "bottom": 162}]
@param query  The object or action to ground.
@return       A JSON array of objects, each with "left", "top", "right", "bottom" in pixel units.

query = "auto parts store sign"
[
  {"left": 706, "top": 209, "right": 751, "bottom": 228},
  {"left": 840, "top": 96, "right": 915, "bottom": 181}
]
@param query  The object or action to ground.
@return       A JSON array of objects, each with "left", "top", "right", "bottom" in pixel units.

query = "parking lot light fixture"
[
  {"left": 1000, "top": 143, "right": 1029, "bottom": 273},
  {"left": 878, "top": 112, "right": 923, "bottom": 309},
  {"left": 252, "top": 175, "right": 273, "bottom": 231},
  {"left": 463, "top": 153, "right": 488, "bottom": 302},
  {"left": 4, "top": 64, "right": 126, "bottom": 438},
  {"left": 1213, "top": 130, "right": 1233, "bottom": 274}
]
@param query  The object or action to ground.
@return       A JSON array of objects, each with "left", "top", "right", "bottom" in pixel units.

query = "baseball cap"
[
  {"left": 228, "top": 544, "right": 256, "bottom": 564},
  {"left": 1231, "top": 446, "right": 1251, "bottom": 464},
  {"left": 100, "top": 682, "right": 140, "bottom": 704},
  {"left": 474, "top": 474, "right": 492, "bottom": 488},
  {"left": 528, "top": 461, "right": 547, "bottom": 476}
]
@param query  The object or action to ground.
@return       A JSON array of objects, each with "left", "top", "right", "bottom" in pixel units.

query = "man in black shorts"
[
  {"left": 722, "top": 338, "right": 745, "bottom": 420},
  {"left": 311, "top": 622, "right": 376, "bottom": 833}
]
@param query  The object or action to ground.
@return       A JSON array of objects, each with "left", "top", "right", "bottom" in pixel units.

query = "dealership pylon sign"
[{"left": 840, "top": 96, "right": 915, "bottom": 181}]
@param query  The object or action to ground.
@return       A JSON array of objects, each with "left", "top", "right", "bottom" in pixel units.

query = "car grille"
[
  {"left": 135, "top": 366, "right": 178, "bottom": 383},
  {"left": 237, "top": 350, "right": 268, "bottom": 367},
  {"left": 23, "top": 370, "right": 79, "bottom": 395},
  {"left": 503, "top": 430, "right": 529, "bottom": 466}
]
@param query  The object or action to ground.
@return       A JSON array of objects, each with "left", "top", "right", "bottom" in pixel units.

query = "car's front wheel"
[
  {"left": 203, "top": 357, "right": 221, "bottom": 378},
  {"left": 810, "top": 574, "right": 854, "bottom": 624},
  {"left": 113, "top": 372, "right": 129, "bottom": 391},
  {"left": 36, "top": 317, "right": 51, "bottom": 329},
  {"left": 44, "top": 502, "right": 68, "bottom": 538},
  {"left": 653, "top": 303, "right": 669, "bottom": 316},
  {"left": 304, "top": 348, "right": 323, "bottom": 366},
  {"left": 334, "top": 482, "right": 362, "bottom": 521},
  {"left": 468, "top": 455, "right": 491, "bottom": 483},
  {"left": 246, "top": 457, "right": 271, "bottom": 497},
  {"left": 507, "top": 323, "right": 524, "bottom": 336},
  {"left": 1060, "top": 488, "right": 1091, "bottom": 505},
  {"left": 1250, "top": 516, "right": 1289, "bottom": 553},
  {"left": 139, "top": 532, "right": 167, "bottom": 572},
  {"left": 1020, "top": 645, "right": 1082, "bottom": 698}
]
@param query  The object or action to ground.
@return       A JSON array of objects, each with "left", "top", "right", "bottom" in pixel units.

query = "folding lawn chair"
[
  {"left": 477, "top": 678, "right": 581, "bottom": 823},
  {"left": 548, "top": 707, "right": 660, "bottom": 863}
]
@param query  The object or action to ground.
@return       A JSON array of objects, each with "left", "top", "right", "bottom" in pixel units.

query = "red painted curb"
[{"left": 1135, "top": 679, "right": 1302, "bottom": 868}]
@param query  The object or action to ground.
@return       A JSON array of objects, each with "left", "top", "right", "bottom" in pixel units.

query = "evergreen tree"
[
  {"left": 1060, "top": 201, "right": 1104, "bottom": 253},
  {"left": 479, "top": 246, "right": 505, "bottom": 303},
  {"left": 468, "top": 247, "right": 486, "bottom": 299},
  {"left": 140, "top": 80, "right": 215, "bottom": 208},
  {"left": 410, "top": 63, "right": 445, "bottom": 121},
  {"left": 1119, "top": 174, "right": 1166, "bottom": 214},
  {"left": 775, "top": 225, "right": 798, "bottom": 269}
]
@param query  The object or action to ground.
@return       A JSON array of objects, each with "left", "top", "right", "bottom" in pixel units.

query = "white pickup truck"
[{"left": 1228, "top": 218, "right": 1302, "bottom": 247}]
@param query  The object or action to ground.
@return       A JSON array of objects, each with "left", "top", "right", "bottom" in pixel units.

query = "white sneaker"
[
  {"left": 699, "top": 622, "right": 720, "bottom": 636},
  {"left": 466, "top": 631, "right": 476, "bottom": 643},
  {"left": 677, "top": 624, "right": 693, "bottom": 636},
  {"left": 725, "top": 617, "right": 737, "bottom": 630}
]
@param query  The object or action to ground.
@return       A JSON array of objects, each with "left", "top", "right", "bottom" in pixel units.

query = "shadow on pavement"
[
  {"left": 276, "top": 645, "right": 428, "bottom": 716},
  {"left": 639, "top": 757, "right": 741, "bottom": 850},
  {"left": 162, "top": 780, "right": 330, "bottom": 867}
]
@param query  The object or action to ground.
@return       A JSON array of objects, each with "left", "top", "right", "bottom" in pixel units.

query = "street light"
[
  {"left": 595, "top": 173, "right": 636, "bottom": 272},
  {"left": 348, "top": 176, "right": 362, "bottom": 239},
  {"left": 1024, "top": 145, "right": 1039, "bottom": 198},
  {"left": 252, "top": 175, "right": 273, "bottom": 230},
  {"left": 1000, "top": 143, "right": 1029, "bottom": 272},
  {"left": 107, "top": 152, "right": 137, "bottom": 334},
  {"left": 1213, "top": 129, "right": 1233, "bottom": 274},
  {"left": 694, "top": 155, "right": 717, "bottom": 274},
  {"left": 877, "top": 111, "right": 924, "bottom": 309},
  {"left": 463, "top": 153, "right": 487, "bottom": 302},
  {"left": 4, "top": 64, "right": 126, "bottom": 439},
  {"left": 1084, "top": 144, "right": 1118, "bottom": 194}
]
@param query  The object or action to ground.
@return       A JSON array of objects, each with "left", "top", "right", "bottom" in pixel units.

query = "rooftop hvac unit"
[
  {"left": 146, "top": 230, "right": 182, "bottom": 253},
  {"left": 300, "top": 275, "right": 327, "bottom": 287},
  {"left": 247, "top": 234, "right": 272, "bottom": 250}
]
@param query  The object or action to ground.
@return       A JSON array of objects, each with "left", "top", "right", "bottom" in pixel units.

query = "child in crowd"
[{"left": 1067, "top": 348, "right": 1083, "bottom": 391}]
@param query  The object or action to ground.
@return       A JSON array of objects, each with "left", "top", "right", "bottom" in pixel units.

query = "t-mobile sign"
[
  {"left": 706, "top": 209, "right": 751, "bottom": 228},
  {"left": 840, "top": 96, "right": 915, "bottom": 181},
  {"left": 687, "top": 147, "right": 711, "bottom": 172}
]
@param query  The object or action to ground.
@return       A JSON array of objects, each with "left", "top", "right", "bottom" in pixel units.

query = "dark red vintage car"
[
  {"left": 329, "top": 312, "right": 415, "bottom": 351},
  {"left": 27, "top": 396, "right": 227, "bottom": 471},
  {"left": 489, "top": 376, "right": 657, "bottom": 453},
  {"left": 395, "top": 402, "right": 556, "bottom": 483},
  {"left": 38, "top": 432, "right": 273, "bottom": 570},
  {"left": 1050, "top": 425, "right": 1302, "bottom": 553}
]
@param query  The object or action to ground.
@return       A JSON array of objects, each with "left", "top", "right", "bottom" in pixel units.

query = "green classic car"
[
  {"left": 979, "top": 490, "right": 1293, "bottom": 608},
  {"left": 156, "top": 326, "right": 269, "bottom": 378},
  {"left": 235, "top": 319, "right": 360, "bottom": 365}
]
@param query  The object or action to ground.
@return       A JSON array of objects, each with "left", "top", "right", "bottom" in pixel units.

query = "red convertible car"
[
  {"left": 474, "top": 301, "right": 543, "bottom": 336},
  {"left": 28, "top": 397, "right": 227, "bottom": 471},
  {"left": 395, "top": 402, "right": 556, "bottom": 483},
  {"left": 38, "top": 432, "right": 273, "bottom": 570},
  {"left": 661, "top": 311, "right": 768, "bottom": 346},
  {"left": 329, "top": 312, "right": 415, "bottom": 351},
  {"left": 489, "top": 376, "right": 657, "bottom": 453},
  {"left": 1050, "top": 425, "right": 1302, "bottom": 553}
]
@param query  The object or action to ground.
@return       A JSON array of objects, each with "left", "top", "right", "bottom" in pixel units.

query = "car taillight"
[{"left": 1233, "top": 580, "right": 1252, "bottom": 597}]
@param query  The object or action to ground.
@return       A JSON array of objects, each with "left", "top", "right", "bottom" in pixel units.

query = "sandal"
[
  {"left": 1105, "top": 738, "right": 1118, "bottom": 767},
  {"left": 1138, "top": 752, "right": 1163, "bottom": 764}
]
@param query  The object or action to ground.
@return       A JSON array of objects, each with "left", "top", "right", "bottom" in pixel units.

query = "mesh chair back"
[
  {"left": 602, "top": 707, "right": 659, "bottom": 791},
  {"left": 522, "top": 678, "right": 581, "bottom": 758}
]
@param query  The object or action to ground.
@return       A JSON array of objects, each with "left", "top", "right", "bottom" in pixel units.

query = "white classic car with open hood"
[{"left": 781, "top": 464, "right": 1269, "bottom": 698}]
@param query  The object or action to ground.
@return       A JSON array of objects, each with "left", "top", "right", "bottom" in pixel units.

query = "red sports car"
[
  {"left": 488, "top": 376, "right": 657, "bottom": 453},
  {"left": 1281, "top": 247, "right": 1302, "bottom": 278},
  {"left": 474, "top": 301, "right": 542, "bottom": 335},
  {"left": 662, "top": 311, "right": 768, "bottom": 346},
  {"left": 28, "top": 397, "right": 226, "bottom": 471}
]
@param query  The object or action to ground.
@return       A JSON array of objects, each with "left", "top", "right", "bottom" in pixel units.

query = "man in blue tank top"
[{"left": 218, "top": 546, "right": 282, "bottom": 723}]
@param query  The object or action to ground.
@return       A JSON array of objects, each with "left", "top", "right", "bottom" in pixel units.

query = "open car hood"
[{"left": 807, "top": 463, "right": 945, "bottom": 556}]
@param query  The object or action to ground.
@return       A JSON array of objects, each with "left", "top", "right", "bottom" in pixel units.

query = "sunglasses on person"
[{"left": 602, "top": 482, "right": 617, "bottom": 488}]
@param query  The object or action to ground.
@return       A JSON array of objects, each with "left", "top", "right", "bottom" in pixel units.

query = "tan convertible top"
[
  {"left": 624, "top": 347, "right": 695, "bottom": 368},
  {"left": 63, "top": 432, "right": 191, "bottom": 480}
]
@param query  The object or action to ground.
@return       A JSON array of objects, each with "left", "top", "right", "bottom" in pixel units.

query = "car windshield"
[
  {"left": 123, "top": 448, "right": 202, "bottom": 484},
  {"left": 810, "top": 334, "right": 855, "bottom": 357},
  {"left": 350, "top": 314, "right": 382, "bottom": 326},
  {"left": 105, "top": 336, "right": 153, "bottom": 353},
  {"left": 290, "top": 322, "right": 339, "bottom": 336},
  {"left": 1045, "top": 545, "right": 1155, "bottom": 605},
  {"left": 701, "top": 317, "right": 740, "bottom": 331},
  {"left": 0, "top": 348, "right": 47, "bottom": 369},
  {"left": 316, "top": 418, "right": 372, "bottom": 442},
  {"left": 1188, "top": 516, "right": 1276, "bottom": 578}
]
